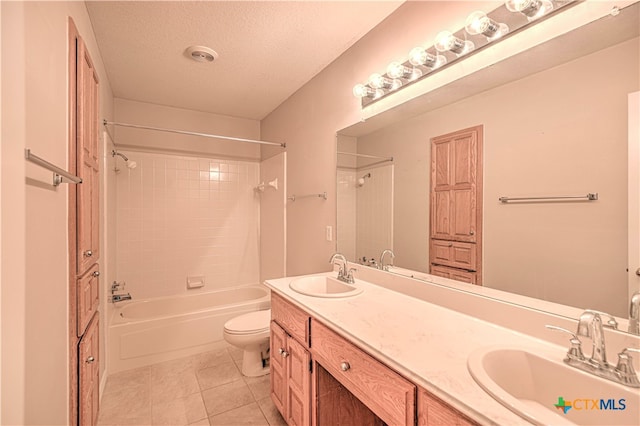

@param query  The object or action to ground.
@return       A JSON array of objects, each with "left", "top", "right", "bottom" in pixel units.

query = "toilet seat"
[{"left": 224, "top": 309, "right": 271, "bottom": 335}]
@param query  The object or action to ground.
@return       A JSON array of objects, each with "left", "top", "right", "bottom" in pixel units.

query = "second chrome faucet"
[{"left": 548, "top": 310, "right": 640, "bottom": 388}]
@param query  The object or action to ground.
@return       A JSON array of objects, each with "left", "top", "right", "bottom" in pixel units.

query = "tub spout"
[{"left": 112, "top": 293, "right": 132, "bottom": 303}]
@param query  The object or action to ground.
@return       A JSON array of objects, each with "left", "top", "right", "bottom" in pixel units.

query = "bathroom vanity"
[
  {"left": 265, "top": 271, "right": 640, "bottom": 425},
  {"left": 269, "top": 292, "right": 475, "bottom": 425}
]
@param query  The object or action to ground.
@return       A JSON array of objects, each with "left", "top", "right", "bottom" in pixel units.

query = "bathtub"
[{"left": 108, "top": 284, "right": 271, "bottom": 373}]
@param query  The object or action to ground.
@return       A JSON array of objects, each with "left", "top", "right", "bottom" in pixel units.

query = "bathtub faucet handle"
[{"left": 111, "top": 281, "right": 126, "bottom": 294}]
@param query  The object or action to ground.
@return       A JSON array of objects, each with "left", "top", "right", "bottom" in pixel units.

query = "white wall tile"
[{"left": 116, "top": 150, "right": 261, "bottom": 299}]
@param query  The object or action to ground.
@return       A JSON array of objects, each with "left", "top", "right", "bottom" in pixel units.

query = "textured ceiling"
[{"left": 86, "top": 1, "right": 404, "bottom": 120}]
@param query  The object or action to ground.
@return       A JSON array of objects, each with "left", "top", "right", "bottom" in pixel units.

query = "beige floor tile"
[
  {"left": 256, "top": 396, "right": 287, "bottom": 426},
  {"left": 201, "top": 380, "right": 255, "bottom": 416},
  {"left": 209, "top": 402, "right": 268, "bottom": 425},
  {"left": 151, "top": 397, "right": 189, "bottom": 425},
  {"left": 191, "top": 348, "right": 233, "bottom": 370},
  {"left": 243, "top": 374, "right": 270, "bottom": 401},
  {"left": 189, "top": 419, "right": 211, "bottom": 426},
  {"left": 196, "top": 362, "right": 242, "bottom": 390},
  {"left": 151, "top": 370, "right": 201, "bottom": 405},
  {"left": 99, "top": 383, "right": 152, "bottom": 425},
  {"left": 151, "top": 357, "right": 194, "bottom": 381},
  {"left": 227, "top": 345, "right": 244, "bottom": 361},
  {"left": 184, "top": 392, "right": 208, "bottom": 424},
  {"left": 103, "top": 366, "right": 151, "bottom": 395}
]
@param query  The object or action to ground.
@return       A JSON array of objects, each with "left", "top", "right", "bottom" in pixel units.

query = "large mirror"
[{"left": 336, "top": 2, "right": 639, "bottom": 327}]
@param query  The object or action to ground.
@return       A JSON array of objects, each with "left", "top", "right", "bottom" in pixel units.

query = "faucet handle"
[
  {"left": 546, "top": 325, "right": 585, "bottom": 362},
  {"left": 346, "top": 267, "right": 357, "bottom": 284},
  {"left": 614, "top": 348, "right": 640, "bottom": 387}
]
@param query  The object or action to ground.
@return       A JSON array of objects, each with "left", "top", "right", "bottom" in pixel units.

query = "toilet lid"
[{"left": 224, "top": 309, "right": 271, "bottom": 334}]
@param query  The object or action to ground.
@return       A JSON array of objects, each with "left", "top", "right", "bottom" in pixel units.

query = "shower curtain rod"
[
  {"left": 103, "top": 120, "right": 286, "bottom": 148},
  {"left": 337, "top": 151, "right": 393, "bottom": 161}
]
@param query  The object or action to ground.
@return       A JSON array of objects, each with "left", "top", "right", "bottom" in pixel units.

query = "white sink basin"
[
  {"left": 289, "top": 275, "right": 363, "bottom": 298},
  {"left": 468, "top": 346, "right": 640, "bottom": 425}
]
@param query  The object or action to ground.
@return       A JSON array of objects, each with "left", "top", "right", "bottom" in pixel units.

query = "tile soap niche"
[{"left": 187, "top": 275, "right": 205, "bottom": 289}]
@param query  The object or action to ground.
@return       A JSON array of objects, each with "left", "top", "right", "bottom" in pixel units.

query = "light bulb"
[
  {"left": 434, "top": 31, "right": 474, "bottom": 56},
  {"left": 408, "top": 47, "right": 447, "bottom": 69},
  {"left": 368, "top": 73, "right": 402, "bottom": 91},
  {"left": 465, "top": 11, "right": 509, "bottom": 40},
  {"left": 353, "top": 83, "right": 383, "bottom": 99},
  {"left": 386, "top": 62, "right": 423, "bottom": 81},
  {"left": 505, "top": 0, "right": 553, "bottom": 20}
]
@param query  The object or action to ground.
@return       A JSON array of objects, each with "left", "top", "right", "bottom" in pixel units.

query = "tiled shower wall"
[
  {"left": 337, "top": 164, "right": 394, "bottom": 264},
  {"left": 336, "top": 168, "right": 356, "bottom": 260},
  {"left": 116, "top": 150, "right": 260, "bottom": 299}
]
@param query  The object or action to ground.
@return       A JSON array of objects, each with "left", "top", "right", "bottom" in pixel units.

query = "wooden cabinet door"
[
  {"left": 286, "top": 337, "right": 311, "bottom": 426},
  {"left": 77, "top": 265, "right": 100, "bottom": 337},
  {"left": 417, "top": 387, "right": 478, "bottom": 425},
  {"left": 76, "top": 37, "right": 100, "bottom": 274},
  {"left": 430, "top": 126, "right": 481, "bottom": 243},
  {"left": 79, "top": 316, "right": 100, "bottom": 426},
  {"left": 270, "top": 321, "right": 287, "bottom": 416}
]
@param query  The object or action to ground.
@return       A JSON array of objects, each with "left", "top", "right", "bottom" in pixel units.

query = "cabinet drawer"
[
  {"left": 430, "top": 265, "right": 477, "bottom": 285},
  {"left": 311, "top": 319, "right": 415, "bottom": 426},
  {"left": 271, "top": 293, "right": 310, "bottom": 346},
  {"left": 77, "top": 264, "right": 100, "bottom": 337},
  {"left": 431, "top": 240, "right": 476, "bottom": 271}
]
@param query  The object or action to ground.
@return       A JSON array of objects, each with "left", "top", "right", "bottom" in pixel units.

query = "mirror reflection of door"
[
  {"left": 429, "top": 125, "right": 483, "bottom": 285},
  {"left": 629, "top": 91, "right": 640, "bottom": 302}
]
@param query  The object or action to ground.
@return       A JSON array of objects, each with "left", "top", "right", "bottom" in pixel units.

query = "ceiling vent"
[{"left": 185, "top": 45, "right": 218, "bottom": 63}]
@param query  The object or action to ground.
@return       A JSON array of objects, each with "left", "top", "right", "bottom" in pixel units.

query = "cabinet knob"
[
  {"left": 469, "top": 230, "right": 475, "bottom": 236},
  {"left": 279, "top": 348, "right": 289, "bottom": 358},
  {"left": 92, "top": 271, "right": 100, "bottom": 277},
  {"left": 86, "top": 356, "right": 95, "bottom": 364},
  {"left": 340, "top": 361, "right": 350, "bottom": 372},
  {"left": 636, "top": 268, "right": 640, "bottom": 277},
  {"left": 84, "top": 250, "right": 93, "bottom": 257}
]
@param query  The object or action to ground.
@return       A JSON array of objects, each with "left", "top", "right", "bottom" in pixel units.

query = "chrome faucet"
[
  {"left": 379, "top": 249, "right": 395, "bottom": 271},
  {"left": 577, "top": 310, "right": 607, "bottom": 367},
  {"left": 629, "top": 291, "right": 640, "bottom": 335},
  {"left": 547, "top": 309, "right": 640, "bottom": 388},
  {"left": 329, "top": 253, "right": 356, "bottom": 284}
]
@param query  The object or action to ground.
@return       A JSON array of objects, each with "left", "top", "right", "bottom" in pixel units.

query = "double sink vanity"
[{"left": 264, "top": 267, "right": 640, "bottom": 425}]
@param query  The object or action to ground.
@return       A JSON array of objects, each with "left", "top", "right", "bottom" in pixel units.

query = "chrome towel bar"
[
  {"left": 499, "top": 193, "right": 598, "bottom": 203},
  {"left": 25, "top": 149, "right": 82, "bottom": 186},
  {"left": 288, "top": 192, "right": 327, "bottom": 202}
]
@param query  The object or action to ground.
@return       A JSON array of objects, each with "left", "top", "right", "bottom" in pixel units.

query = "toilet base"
[{"left": 241, "top": 346, "right": 270, "bottom": 377}]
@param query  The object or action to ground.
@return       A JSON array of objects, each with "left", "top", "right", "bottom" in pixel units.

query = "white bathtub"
[{"left": 108, "top": 285, "right": 271, "bottom": 373}]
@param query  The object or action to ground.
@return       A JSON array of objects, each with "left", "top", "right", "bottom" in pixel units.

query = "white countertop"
[{"left": 264, "top": 272, "right": 574, "bottom": 425}]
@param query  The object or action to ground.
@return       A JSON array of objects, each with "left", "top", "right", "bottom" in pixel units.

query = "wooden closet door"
[
  {"left": 76, "top": 38, "right": 100, "bottom": 275},
  {"left": 430, "top": 125, "right": 483, "bottom": 285}
]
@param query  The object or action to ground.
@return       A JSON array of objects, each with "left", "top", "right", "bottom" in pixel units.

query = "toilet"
[{"left": 223, "top": 309, "right": 271, "bottom": 377}]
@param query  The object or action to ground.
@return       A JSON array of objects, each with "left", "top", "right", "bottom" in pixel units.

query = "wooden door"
[
  {"left": 76, "top": 37, "right": 100, "bottom": 274},
  {"left": 286, "top": 337, "right": 311, "bottom": 426},
  {"left": 430, "top": 126, "right": 483, "bottom": 285},
  {"left": 69, "top": 19, "right": 100, "bottom": 426},
  {"left": 79, "top": 317, "right": 100, "bottom": 426},
  {"left": 430, "top": 127, "right": 481, "bottom": 242},
  {"left": 270, "top": 321, "right": 287, "bottom": 415}
]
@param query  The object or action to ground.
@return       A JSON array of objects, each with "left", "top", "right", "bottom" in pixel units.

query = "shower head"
[
  {"left": 357, "top": 172, "right": 371, "bottom": 187},
  {"left": 112, "top": 150, "right": 128, "bottom": 161},
  {"left": 112, "top": 150, "right": 137, "bottom": 170}
]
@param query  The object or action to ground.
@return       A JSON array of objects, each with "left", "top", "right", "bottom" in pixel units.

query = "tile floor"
[{"left": 98, "top": 345, "right": 287, "bottom": 426}]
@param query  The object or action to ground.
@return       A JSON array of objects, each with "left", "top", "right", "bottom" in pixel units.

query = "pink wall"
[{"left": 260, "top": 1, "right": 501, "bottom": 275}]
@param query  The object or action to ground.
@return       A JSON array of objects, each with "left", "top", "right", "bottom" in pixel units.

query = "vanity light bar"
[{"left": 353, "top": 0, "right": 576, "bottom": 106}]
